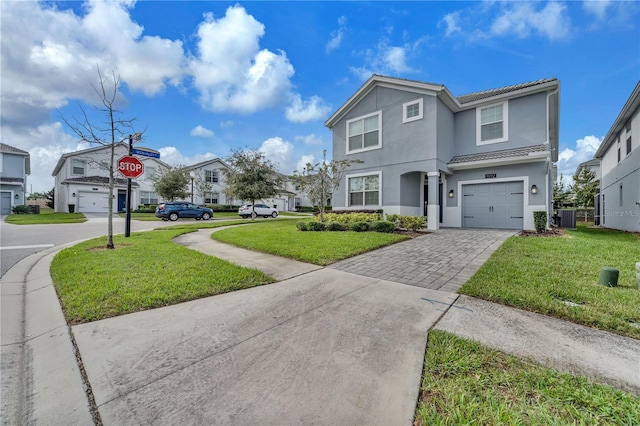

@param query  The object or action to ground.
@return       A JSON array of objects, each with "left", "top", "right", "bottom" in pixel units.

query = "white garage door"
[
  {"left": 462, "top": 181, "right": 524, "bottom": 229},
  {"left": 77, "top": 191, "right": 109, "bottom": 213}
]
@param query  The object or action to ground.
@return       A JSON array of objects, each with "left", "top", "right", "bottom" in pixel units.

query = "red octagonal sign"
[{"left": 117, "top": 155, "right": 144, "bottom": 179}]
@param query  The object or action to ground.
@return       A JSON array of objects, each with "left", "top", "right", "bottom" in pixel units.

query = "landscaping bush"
[
  {"left": 318, "top": 212, "right": 380, "bottom": 225},
  {"left": 307, "top": 221, "right": 326, "bottom": 231},
  {"left": 208, "top": 204, "right": 241, "bottom": 212},
  {"left": 349, "top": 221, "right": 369, "bottom": 232},
  {"left": 369, "top": 220, "right": 396, "bottom": 233},
  {"left": 296, "top": 221, "right": 308, "bottom": 231},
  {"left": 134, "top": 205, "right": 157, "bottom": 213},
  {"left": 386, "top": 214, "right": 426, "bottom": 231},
  {"left": 11, "top": 205, "right": 29, "bottom": 214},
  {"left": 326, "top": 221, "right": 347, "bottom": 231},
  {"left": 533, "top": 211, "right": 547, "bottom": 233}
]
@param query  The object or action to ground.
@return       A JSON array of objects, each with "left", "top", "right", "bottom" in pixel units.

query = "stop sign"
[{"left": 117, "top": 156, "right": 144, "bottom": 179}]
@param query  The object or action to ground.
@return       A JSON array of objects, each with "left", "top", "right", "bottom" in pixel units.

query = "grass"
[
  {"left": 51, "top": 223, "right": 272, "bottom": 324},
  {"left": 210, "top": 219, "right": 409, "bottom": 265},
  {"left": 4, "top": 207, "right": 87, "bottom": 224},
  {"left": 460, "top": 223, "right": 640, "bottom": 339},
  {"left": 415, "top": 330, "right": 640, "bottom": 425}
]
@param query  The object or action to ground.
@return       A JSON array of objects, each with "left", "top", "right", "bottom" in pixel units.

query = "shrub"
[
  {"left": 134, "top": 205, "right": 157, "bottom": 213},
  {"left": 533, "top": 211, "right": 547, "bottom": 233},
  {"left": 307, "top": 221, "right": 326, "bottom": 231},
  {"left": 369, "top": 220, "right": 396, "bottom": 233},
  {"left": 349, "top": 221, "right": 369, "bottom": 232},
  {"left": 296, "top": 221, "right": 308, "bottom": 231},
  {"left": 326, "top": 222, "right": 347, "bottom": 231},
  {"left": 318, "top": 212, "right": 380, "bottom": 225},
  {"left": 11, "top": 205, "right": 29, "bottom": 214},
  {"left": 385, "top": 214, "right": 426, "bottom": 231}
]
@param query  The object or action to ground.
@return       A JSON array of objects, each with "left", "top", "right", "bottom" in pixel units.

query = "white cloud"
[
  {"left": 583, "top": 0, "right": 612, "bottom": 20},
  {"left": 220, "top": 120, "right": 236, "bottom": 128},
  {"left": 189, "top": 5, "right": 294, "bottom": 114},
  {"left": 440, "top": 12, "right": 462, "bottom": 37},
  {"left": 350, "top": 37, "right": 424, "bottom": 80},
  {"left": 285, "top": 94, "right": 332, "bottom": 123},
  {"left": 190, "top": 125, "right": 214, "bottom": 138},
  {"left": 157, "top": 146, "right": 217, "bottom": 167},
  {"left": 556, "top": 135, "right": 602, "bottom": 183},
  {"left": 326, "top": 16, "right": 347, "bottom": 53},
  {"left": 490, "top": 1, "right": 571, "bottom": 40},
  {"left": 295, "top": 134, "right": 324, "bottom": 147},
  {"left": 259, "top": 137, "right": 293, "bottom": 172}
]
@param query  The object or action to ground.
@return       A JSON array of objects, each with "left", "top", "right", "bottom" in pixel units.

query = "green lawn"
[
  {"left": 460, "top": 223, "right": 640, "bottom": 339},
  {"left": 51, "top": 224, "right": 272, "bottom": 324},
  {"left": 4, "top": 208, "right": 87, "bottom": 224},
  {"left": 210, "top": 219, "right": 409, "bottom": 265},
  {"left": 416, "top": 330, "right": 640, "bottom": 425}
]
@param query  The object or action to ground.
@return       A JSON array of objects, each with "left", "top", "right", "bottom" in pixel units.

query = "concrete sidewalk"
[{"left": 2, "top": 227, "right": 639, "bottom": 425}]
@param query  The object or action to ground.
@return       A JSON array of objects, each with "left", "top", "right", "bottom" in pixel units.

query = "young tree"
[
  {"left": 222, "top": 149, "right": 281, "bottom": 219},
  {"left": 292, "top": 150, "right": 362, "bottom": 223},
  {"left": 60, "top": 67, "right": 138, "bottom": 249},
  {"left": 45, "top": 187, "right": 55, "bottom": 209},
  {"left": 570, "top": 168, "right": 599, "bottom": 222},
  {"left": 191, "top": 170, "right": 214, "bottom": 204},
  {"left": 153, "top": 166, "right": 190, "bottom": 201}
]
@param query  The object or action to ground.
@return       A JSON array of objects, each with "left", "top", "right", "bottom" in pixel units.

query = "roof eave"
[
  {"left": 458, "top": 80, "right": 560, "bottom": 110},
  {"left": 594, "top": 81, "right": 640, "bottom": 159},
  {"left": 448, "top": 152, "right": 550, "bottom": 170}
]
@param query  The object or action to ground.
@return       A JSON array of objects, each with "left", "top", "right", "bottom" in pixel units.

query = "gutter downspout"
[{"left": 546, "top": 87, "right": 559, "bottom": 227}]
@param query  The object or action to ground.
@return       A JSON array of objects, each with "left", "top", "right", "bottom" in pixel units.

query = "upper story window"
[
  {"left": 205, "top": 169, "right": 219, "bottom": 183},
  {"left": 625, "top": 119, "right": 631, "bottom": 133},
  {"left": 617, "top": 137, "right": 621, "bottom": 163},
  {"left": 403, "top": 98, "right": 423, "bottom": 123},
  {"left": 347, "top": 172, "right": 381, "bottom": 207},
  {"left": 71, "top": 159, "right": 85, "bottom": 175},
  {"left": 146, "top": 166, "right": 156, "bottom": 178},
  {"left": 627, "top": 137, "right": 632, "bottom": 156},
  {"left": 476, "top": 102, "right": 508, "bottom": 145},
  {"left": 346, "top": 111, "right": 382, "bottom": 154}
]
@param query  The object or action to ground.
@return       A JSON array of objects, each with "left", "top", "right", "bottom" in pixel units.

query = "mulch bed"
[{"left": 519, "top": 228, "right": 564, "bottom": 237}]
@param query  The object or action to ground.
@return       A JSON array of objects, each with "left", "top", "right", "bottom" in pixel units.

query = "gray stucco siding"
[
  {"left": 445, "top": 161, "right": 547, "bottom": 208},
  {"left": 453, "top": 92, "right": 548, "bottom": 157},
  {"left": 436, "top": 98, "right": 455, "bottom": 163},
  {"left": 599, "top": 149, "right": 640, "bottom": 232},
  {"left": 2, "top": 153, "right": 26, "bottom": 176}
]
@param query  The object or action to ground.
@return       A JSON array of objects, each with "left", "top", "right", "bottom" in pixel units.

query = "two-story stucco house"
[
  {"left": 593, "top": 81, "right": 640, "bottom": 232},
  {"left": 1, "top": 143, "right": 31, "bottom": 215},
  {"left": 52, "top": 142, "right": 169, "bottom": 213},
  {"left": 186, "top": 158, "right": 235, "bottom": 205},
  {"left": 325, "top": 75, "right": 560, "bottom": 231}
]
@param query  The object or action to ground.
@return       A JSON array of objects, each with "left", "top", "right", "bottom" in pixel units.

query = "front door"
[{"left": 118, "top": 191, "right": 126, "bottom": 212}]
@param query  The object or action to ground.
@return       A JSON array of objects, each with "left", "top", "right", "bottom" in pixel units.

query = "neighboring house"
[
  {"left": 325, "top": 75, "right": 560, "bottom": 231},
  {"left": 266, "top": 174, "right": 315, "bottom": 212},
  {"left": 186, "top": 158, "right": 235, "bottom": 205},
  {"left": 576, "top": 159, "right": 601, "bottom": 182},
  {"left": 52, "top": 142, "right": 169, "bottom": 213},
  {"left": 593, "top": 81, "right": 640, "bottom": 233},
  {"left": 0, "top": 143, "right": 30, "bottom": 215}
]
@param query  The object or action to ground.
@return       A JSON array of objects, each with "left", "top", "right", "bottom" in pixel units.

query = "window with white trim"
[
  {"left": 476, "top": 102, "right": 508, "bottom": 145},
  {"left": 146, "top": 166, "right": 156, "bottom": 178},
  {"left": 403, "top": 98, "right": 423, "bottom": 123},
  {"left": 347, "top": 173, "right": 380, "bottom": 206},
  {"left": 140, "top": 191, "right": 158, "bottom": 205},
  {"left": 205, "top": 192, "right": 219, "bottom": 204},
  {"left": 205, "top": 169, "right": 219, "bottom": 183},
  {"left": 71, "top": 159, "right": 85, "bottom": 175},
  {"left": 346, "top": 111, "right": 381, "bottom": 154}
]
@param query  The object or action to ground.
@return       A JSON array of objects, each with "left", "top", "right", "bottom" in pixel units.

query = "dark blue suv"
[{"left": 155, "top": 202, "right": 214, "bottom": 221}]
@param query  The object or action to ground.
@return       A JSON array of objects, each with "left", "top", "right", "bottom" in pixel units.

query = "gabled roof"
[
  {"left": 1, "top": 143, "right": 29, "bottom": 155},
  {"left": 448, "top": 144, "right": 550, "bottom": 170},
  {"left": 325, "top": 74, "right": 559, "bottom": 128},
  {"left": 186, "top": 158, "right": 231, "bottom": 170},
  {"left": 595, "top": 80, "right": 640, "bottom": 159},
  {"left": 52, "top": 142, "right": 171, "bottom": 176}
]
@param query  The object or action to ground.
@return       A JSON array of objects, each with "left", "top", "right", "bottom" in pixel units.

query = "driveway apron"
[{"left": 329, "top": 228, "right": 515, "bottom": 293}]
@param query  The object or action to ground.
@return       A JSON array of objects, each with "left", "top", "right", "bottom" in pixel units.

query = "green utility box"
[{"left": 599, "top": 267, "right": 619, "bottom": 287}]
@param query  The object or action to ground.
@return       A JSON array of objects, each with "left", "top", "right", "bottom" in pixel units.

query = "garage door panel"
[
  {"left": 78, "top": 192, "right": 109, "bottom": 213},
  {"left": 462, "top": 181, "right": 523, "bottom": 229}
]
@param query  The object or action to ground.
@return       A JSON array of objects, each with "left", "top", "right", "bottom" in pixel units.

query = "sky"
[{"left": 2, "top": 0, "right": 639, "bottom": 194}]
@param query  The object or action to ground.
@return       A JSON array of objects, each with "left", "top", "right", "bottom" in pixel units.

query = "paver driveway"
[{"left": 329, "top": 228, "right": 515, "bottom": 293}]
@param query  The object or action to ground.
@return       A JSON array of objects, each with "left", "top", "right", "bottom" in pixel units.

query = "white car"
[{"left": 238, "top": 203, "right": 279, "bottom": 218}]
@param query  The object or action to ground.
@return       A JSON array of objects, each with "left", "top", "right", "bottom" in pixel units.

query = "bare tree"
[
  {"left": 292, "top": 150, "right": 362, "bottom": 223},
  {"left": 60, "top": 67, "right": 138, "bottom": 249}
]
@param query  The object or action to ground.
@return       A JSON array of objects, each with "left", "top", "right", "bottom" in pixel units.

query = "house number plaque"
[{"left": 485, "top": 173, "right": 497, "bottom": 179}]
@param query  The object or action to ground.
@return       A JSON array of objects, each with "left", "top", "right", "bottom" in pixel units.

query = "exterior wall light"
[
  {"left": 15, "top": 193, "right": 19, "bottom": 199},
  {"left": 72, "top": 192, "right": 76, "bottom": 197},
  {"left": 448, "top": 189, "right": 454, "bottom": 198},
  {"left": 531, "top": 184, "right": 538, "bottom": 194}
]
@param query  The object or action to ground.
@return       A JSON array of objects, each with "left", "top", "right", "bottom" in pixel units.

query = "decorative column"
[{"left": 427, "top": 171, "right": 439, "bottom": 231}]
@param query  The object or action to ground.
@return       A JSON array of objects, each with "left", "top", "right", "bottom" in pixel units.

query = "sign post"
[{"left": 119, "top": 133, "right": 143, "bottom": 237}]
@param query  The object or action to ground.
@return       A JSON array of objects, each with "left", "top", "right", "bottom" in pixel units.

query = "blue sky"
[{"left": 2, "top": 0, "right": 639, "bottom": 193}]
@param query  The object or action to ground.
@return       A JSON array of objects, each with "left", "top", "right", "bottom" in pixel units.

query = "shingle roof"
[
  {"left": 0, "top": 177, "right": 25, "bottom": 183},
  {"left": 0, "top": 143, "right": 29, "bottom": 155},
  {"left": 61, "top": 176, "right": 139, "bottom": 187},
  {"left": 449, "top": 144, "right": 549, "bottom": 165},
  {"left": 457, "top": 78, "right": 558, "bottom": 104}
]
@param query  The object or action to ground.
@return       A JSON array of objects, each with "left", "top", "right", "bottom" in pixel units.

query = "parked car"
[
  {"left": 155, "top": 202, "right": 214, "bottom": 221},
  {"left": 238, "top": 203, "right": 278, "bottom": 218}
]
